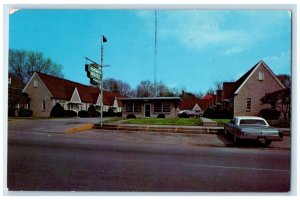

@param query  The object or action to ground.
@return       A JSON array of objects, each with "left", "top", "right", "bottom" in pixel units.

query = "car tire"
[
  {"left": 233, "top": 135, "right": 240, "bottom": 145},
  {"left": 224, "top": 129, "right": 229, "bottom": 136},
  {"left": 264, "top": 140, "right": 272, "bottom": 146}
]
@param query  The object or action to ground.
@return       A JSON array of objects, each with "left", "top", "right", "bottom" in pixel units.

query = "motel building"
[{"left": 117, "top": 97, "right": 182, "bottom": 118}]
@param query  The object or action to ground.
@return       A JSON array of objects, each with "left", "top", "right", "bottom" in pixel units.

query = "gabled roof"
[
  {"left": 24, "top": 72, "right": 124, "bottom": 106},
  {"left": 234, "top": 60, "right": 285, "bottom": 94},
  {"left": 179, "top": 99, "right": 210, "bottom": 111},
  {"left": 203, "top": 94, "right": 213, "bottom": 100},
  {"left": 222, "top": 60, "right": 285, "bottom": 99}
]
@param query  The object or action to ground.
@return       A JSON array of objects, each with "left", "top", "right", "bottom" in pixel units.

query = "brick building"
[
  {"left": 221, "top": 60, "right": 285, "bottom": 116},
  {"left": 8, "top": 73, "right": 30, "bottom": 116},
  {"left": 22, "top": 72, "right": 124, "bottom": 117},
  {"left": 118, "top": 97, "right": 181, "bottom": 118}
]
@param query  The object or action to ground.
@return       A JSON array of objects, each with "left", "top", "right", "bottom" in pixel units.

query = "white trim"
[
  {"left": 260, "top": 61, "right": 286, "bottom": 89},
  {"left": 113, "top": 97, "right": 119, "bottom": 107},
  {"left": 96, "top": 93, "right": 102, "bottom": 106},
  {"left": 192, "top": 103, "right": 201, "bottom": 111},
  {"left": 70, "top": 87, "right": 82, "bottom": 103},
  {"left": 22, "top": 72, "right": 53, "bottom": 97},
  {"left": 234, "top": 61, "right": 285, "bottom": 95}
]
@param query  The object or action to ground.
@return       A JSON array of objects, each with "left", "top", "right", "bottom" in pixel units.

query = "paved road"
[{"left": 7, "top": 129, "right": 291, "bottom": 192}]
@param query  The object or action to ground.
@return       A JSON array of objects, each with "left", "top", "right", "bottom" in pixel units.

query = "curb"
[
  {"left": 93, "top": 124, "right": 291, "bottom": 136},
  {"left": 65, "top": 123, "right": 94, "bottom": 134},
  {"left": 93, "top": 124, "right": 224, "bottom": 135}
]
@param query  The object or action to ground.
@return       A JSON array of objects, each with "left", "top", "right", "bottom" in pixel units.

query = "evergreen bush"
[{"left": 50, "top": 103, "right": 65, "bottom": 117}]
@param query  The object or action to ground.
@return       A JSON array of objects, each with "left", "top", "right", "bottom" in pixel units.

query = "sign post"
[
  {"left": 100, "top": 35, "right": 107, "bottom": 127},
  {"left": 84, "top": 35, "right": 108, "bottom": 128}
]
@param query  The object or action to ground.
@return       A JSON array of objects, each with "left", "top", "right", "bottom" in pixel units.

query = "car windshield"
[{"left": 239, "top": 119, "right": 267, "bottom": 126}]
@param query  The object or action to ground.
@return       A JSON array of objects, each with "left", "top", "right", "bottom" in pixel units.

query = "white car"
[{"left": 224, "top": 116, "right": 283, "bottom": 146}]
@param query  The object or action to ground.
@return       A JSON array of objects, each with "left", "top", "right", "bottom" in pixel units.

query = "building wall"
[
  {"left": 122, "top": 101, "right": 178, "bottom": 118},
  {"left": 25, "top": 75, "right": 53, "bottom": 117},
  {"left": 234, "top": 64, "right": 284, "bottom": 116}
]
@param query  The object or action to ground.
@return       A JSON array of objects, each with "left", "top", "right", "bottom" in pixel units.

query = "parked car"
[
  {"left": 224, "top": 116, "right": 283, "bottom": 146},
  {"left": 178, "top": 110, "right": 201, "bottom": 118}
]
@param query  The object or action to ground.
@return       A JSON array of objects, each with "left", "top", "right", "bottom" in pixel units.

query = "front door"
[{"left": 144, "top": 104, "right": 151, "bottom": 118}]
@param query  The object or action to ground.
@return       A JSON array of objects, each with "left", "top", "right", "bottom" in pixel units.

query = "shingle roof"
[
  {"left": 179, "top": 99, "right": 210, "bottom": 111},
  {"left": 221, "top": 61, "right": 259, "bottom": 99},
  {"left": 36, "top": 72, "right": 124, "bottom": 105},
  {"left": 9, "top": 73, "right": 25, "bottom": 90}
]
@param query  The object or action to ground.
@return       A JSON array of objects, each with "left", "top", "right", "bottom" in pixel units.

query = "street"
[{"left": 6, "top": 119, "right": 291, "bottom": 192}]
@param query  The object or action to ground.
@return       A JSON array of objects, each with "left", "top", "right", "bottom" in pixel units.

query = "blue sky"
[{"left": 9, "top": 9, "right": 291, "bottom": 93}]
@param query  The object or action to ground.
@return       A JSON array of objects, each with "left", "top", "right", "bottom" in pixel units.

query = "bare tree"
[
  {"left": 117, "top": 80, "right": 132, "bottom": 96},
  {"left": 103, "top": 78, "right": 133, "bottom": 96},
  {"left": 136, "top": 80, "right": 156, "bottom": 97},
  {"left": 214, "top": 81, "right": 223, "bottom": 90},
  {"left": 9, "top": 49, "right": 63, "bottom": 83},
  {"left": 276, "top": 74, "right": 291, "bottom": 89},
  {"left": 155, "top": 81, "right": 176, "bottom": 97}
]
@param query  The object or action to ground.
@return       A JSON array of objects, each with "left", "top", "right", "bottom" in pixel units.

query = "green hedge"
[{"left": 18, "top": 108, "right": 33, "bottom": 117}]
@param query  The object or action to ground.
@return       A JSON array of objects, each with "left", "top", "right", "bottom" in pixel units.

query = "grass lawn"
[
  {"left": 211, "top": 119, "right": 231, "bottom": 126},
  {"left": 124, "top": 118, "right": 203, "bottom": 126},
  {"left": 103, "top": 117, "right": 125, "bottom": 124}
]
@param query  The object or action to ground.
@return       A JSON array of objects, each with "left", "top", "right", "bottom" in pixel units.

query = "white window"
[
  {"left": 34, "top": 80, "right": 38, "bottom": 88},
  {"left": 246, "top": 98, "right": 251, "bottom": 111},
  {"left": 42, "top": 101, "right": 46, "bottom": 110},
  {"left": 258, "top": 71, "right": 264, "bottom": 81}
]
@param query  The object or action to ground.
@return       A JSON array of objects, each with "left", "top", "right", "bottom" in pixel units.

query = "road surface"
[{"left": 7, "top": 127, "right": 291, "bottom": 192}]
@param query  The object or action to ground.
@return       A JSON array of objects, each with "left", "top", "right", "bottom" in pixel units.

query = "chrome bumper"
[{"left": 239, "top": 134, "right": 283, "bottom": 141}]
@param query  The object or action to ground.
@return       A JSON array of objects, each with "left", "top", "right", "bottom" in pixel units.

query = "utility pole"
[{"left": 154, "top": 10, "right": 158, "bottom": 97}]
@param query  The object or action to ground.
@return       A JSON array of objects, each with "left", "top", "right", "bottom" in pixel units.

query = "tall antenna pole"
[
  {"left": 154, "top": 10, "right": 157, "bottom": 96},
  {"left": 100, "top": 38, "right": 104, "bottom": 127}
]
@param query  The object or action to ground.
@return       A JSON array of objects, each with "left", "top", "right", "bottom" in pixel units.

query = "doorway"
[{"left": 144, "top": 104, "right": 151, "bottom": 118}]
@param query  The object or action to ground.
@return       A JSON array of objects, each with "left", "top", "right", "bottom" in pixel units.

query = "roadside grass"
[
  {"left": 103, "top": 117, "right": 125, "bottom": 124},
  {"left": 211, "top": 119, "right": 231, "bottom": 126},
  {"left": 124, "top": 118, "right": 203, "bottom": 126}
]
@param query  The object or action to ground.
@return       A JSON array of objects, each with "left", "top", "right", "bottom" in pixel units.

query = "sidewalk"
[{"left": 94, "top": 120, "right": 290, "bottom": 136}]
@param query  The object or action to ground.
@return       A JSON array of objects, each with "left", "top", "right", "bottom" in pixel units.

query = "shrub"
[
  {"left": 50, "top": 103, "right": 65, "bottom": 117},
  {"left": 202, "top": 108, "right": 215, "bottom": 118},
  {"left": 96, "top": 111, "right": 100, "bottom": 117},
  {"left": 115, "top": 112, "right": 122, "bottom": 117},
  {"left": 64, "top": 110, "right": 77, "bottom": 117},
  {"left": 18, "top": 108, "right": 33, "bottom": 117},
  {"left": 127, "top": 114, "right": 136, "bottom": 118},
  {"left": 8, "top": 108, "right": 16, "bottom": 117},
  {"left": 88, "top": 105, "right": 98, "bottom": 117},
  {"left": 103, "top": 107, "right": 116, "bottom": 117},
  {"left": 157, "top": 113, "right": 165, "bottom": 118},
  {"left": 259, "top": 108, "right": 281, "bottom": 120},
  {"left": 78, "top": 110, "right": 89, "bottom": 118},
  {"left": 202, "top": 108, "right": 233, "bottom": 119}
]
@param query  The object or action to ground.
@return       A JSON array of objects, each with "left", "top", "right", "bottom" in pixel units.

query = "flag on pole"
[{"left": 102, "top": 35, "right": 107, "bottom": 43}]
